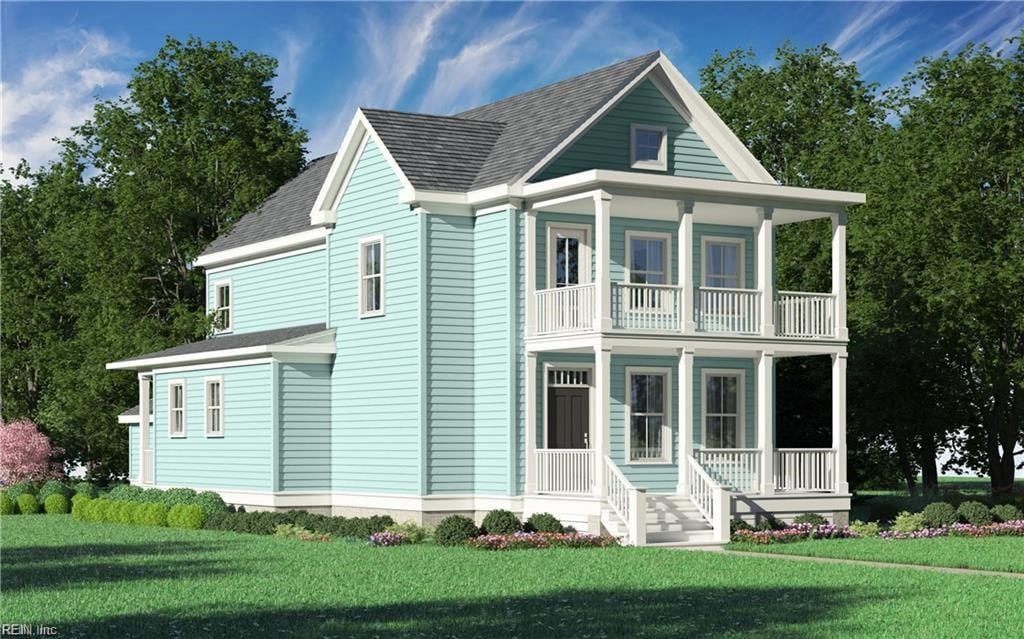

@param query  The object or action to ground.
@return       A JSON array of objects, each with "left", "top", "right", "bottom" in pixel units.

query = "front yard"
[{"left": 3, "top": 516, "right": 1024, "bottom": 638}]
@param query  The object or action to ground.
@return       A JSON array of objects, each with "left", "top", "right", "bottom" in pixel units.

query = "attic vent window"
[{"left": 630, "top": 124, "right": 667, "bottom": 171}]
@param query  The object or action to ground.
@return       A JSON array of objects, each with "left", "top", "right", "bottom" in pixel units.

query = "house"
[{"left": 107, "top": 51, "right": 864, "bottom": 546}]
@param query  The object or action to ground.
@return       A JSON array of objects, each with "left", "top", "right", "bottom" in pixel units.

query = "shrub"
[
  {"left": 159, "top": 487, "right": 200, "bottom": 508},
  {"left": 891, "top": 511, "right": 925, "bottom": 533},
  {"left": 730, "top": 519, "right": 752, "bottom": 534},
  {"left": 5, "top": 482, "right": 36, "bottom": 501},
  {"left": 755, "top": 514, "right": 784, "bottom": 531},
  {"left": 83, "top": 498, "right": 113, "bottom": 522},
  {"left": 525, "top": 512, "right": 563, "bottom": 533},
  {"left": 201, "top": 510, "right": 393, "bottom": 538},
  {"left": 793, "top": 513, "right": 828, "bottom": 526},
  {"left": 194, "top": 491, "right": 229, "bottom": 516},
  {"left": 43, "top": 493, "right": 70, "bottom": 515},
  {"left": 468, "top": 532, "right": 619, "bottom": 550},
  {"left": 168, "top": 504, "right": 207, "bottom": 529},
  {"left": 481, "top": 509, "right": 522, "bottom": 534},
  {"left": 16, "top": 493, "right": 39, "bottom": 514},
  {"left": 849, "top": 520, "right": 880, "bottom": 537},
  {"left": 71, "top": 495, "right": 92, "bottom": 520},
  {"left": 731, "top": 523, "right": 859, "bottom": 544},
  {"left": 921, "top": 502, "right": 957, "bottom": 528},
  {"left": 1, "top": 493, "right": 15, "bottom": 515},
  {"left": 991, "top": 504, "right": 1023, "bottom": 523},
  {"left": 38, "top": 480, "right": 73, "bottom": 502},
  {"left": 957, "top": 501, "right": 993, "bottom": 526},
  {"left": 368, "top": 531, "right": 407, "bottom": 546},
  {"left": 73, "top": 482, "right": 98, "bottom": 498},
  {"left": 107, "top": 484, "right": 146, "bottom": 502},
  {"left": 0, "top": 418, "right": 63, "bottom": 484},
  {"left": 110, "top": 501, "right": 136, "bottom": 524},
  {"left": 435, "top": 515, "right": 479, "bottom": 546},
  {"left": 138, "top": 503, "right": 169, "bottom": 527},
  {"left": 385, "top": 521, "right": 431, "bottom": 543}
]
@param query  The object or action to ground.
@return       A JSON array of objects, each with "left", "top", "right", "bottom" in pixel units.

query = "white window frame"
[
  {"left": 701, "top": 236, "right": 746, "bottom": 289},
  {"left": 624, "top": 366, "right": 673, "bottom": 464},
  {"left": 212, "top": 280, "right": 233, "bottom": 333},
  {"left": 625, "top": 230, "right": 672, "bottom": 285},
  {"left": 700, "top": 368, "right": 746, "bottom": 449},
  {"left": 545, "top": 222, "right": 592, "bottom": 289},
  {"left": 541, "top": 362, "right": 594, "bottom": 450},
  {"left": 204, "top": 376, "right": 224, "bottom": 438},
  {"left": 167, "top": 379, "right": 186, "bottom": 438},
  {"left": 630, "top": 123, "right": 668, "bottom": 172},
  {"left": 358, "top": 235, "right": 385, "bottom": 318}
]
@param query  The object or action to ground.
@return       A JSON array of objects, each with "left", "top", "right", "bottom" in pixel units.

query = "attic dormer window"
[{"left": 630, "top": 124, "right": 667, "bottom": 171}]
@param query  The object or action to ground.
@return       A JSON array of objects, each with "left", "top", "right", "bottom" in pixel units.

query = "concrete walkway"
[{"left": 724, "top": 549, "right": 1024, "bottom": 579}]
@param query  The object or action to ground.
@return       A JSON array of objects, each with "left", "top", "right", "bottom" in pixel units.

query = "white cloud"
[
  {"left": 273, "top": 29, "right": 311, "bottom": 102},
  {"left": 832, "top": 3, "right": 900, "bottom": 53},
  {"left": 934, "top": 2, "right": 1024, "bottom": 57},
  {"left": 1, "top": 29, "right": 131, "bottom": 171},
  {"left": 830, "top": 3, "right": 917, "bottom": 69}
]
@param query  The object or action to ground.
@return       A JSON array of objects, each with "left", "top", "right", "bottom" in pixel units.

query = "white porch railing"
[
  {"left": 774, "top": 448, "right": 837, "bottom": 492},
  {"left": 535, "top": 284, "right": 596, "bottom": 335},
  {"left": 612, "top": 283, "right": 681, "bottom": 331},
  {"left": 774, "top": 291, "right": 836, "bottom": 338},
  {"left": 535, "top": 449, "right": 594, "bottom": 495},
  {"left": 695, "top": 448, "right": 762, "bottom": 493},
  {"left": 696, "top": 287, "right": 761, "bottom": 334},
  {"left": 602, "top": 455, "right": 646, "bottom": 546},
  {"left": 686, "top": 456, "right": 731, "bottom": 543}
]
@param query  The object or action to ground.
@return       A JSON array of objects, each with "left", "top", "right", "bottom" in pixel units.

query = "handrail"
[
  {"left": 613, "top": 282, "right": 681, "bottom": 290},
  {"left": 696, "top": 285, "right": 757, "bottom": 294},
  {"left": 602, "top": 455, "right": 646, "bottom": 546},
  {"left": 687, "top": 455, "right": 732, "bottom": 543},
  {"left": 776, "top": 290, "right": 835, "bottom": 297}
]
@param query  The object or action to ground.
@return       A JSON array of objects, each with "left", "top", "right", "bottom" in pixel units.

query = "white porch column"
[
  {"left": 594, "top": 192, "right": 613, "bottom": 332},
  {"left": 676, "top": 347, "right": 695, "bottom": 494},
  {"left": 756, "top": 351, "right": 775, "bottom": 495},
  {"left": 525, "top": 208, "right": 537, "bottom": 337},
  {"left": 757, "top": 207, "right": 775, "bottom": 337},
  {"left": 525, "top": 352, "right": 538, "bottom": 494},
  {"left": 593, "top": 345, "right": 612, "bottom": 497},
  {"left": 677, "top": 200, "right": 695, "bottom": 333},
  {"left": 832, "top": 352, "right": 849, "bottom": 493},
  {"left": 138, "top": 373, "right": 152, "bottom": 485},
  {"left": 832, "top": 212, "right": 848, "bottom": 340}
]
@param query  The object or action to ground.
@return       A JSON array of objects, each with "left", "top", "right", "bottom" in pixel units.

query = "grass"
[
  {"left": 4, "top": 516, "right": 1024, "bottom": 638},
  {"left": 728, "top": 536, "right": 1024, "bottom": 574}
]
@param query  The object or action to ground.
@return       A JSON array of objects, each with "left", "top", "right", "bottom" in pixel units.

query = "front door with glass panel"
[
  {"left": 547, "top": 369, "right": 590, "bottom": 449},
  {"left": 704, "top": 372, "right": 741, "bottom": 448}
]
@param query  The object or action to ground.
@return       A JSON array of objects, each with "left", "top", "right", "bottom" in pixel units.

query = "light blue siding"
[
  {"left": 128, "top": 425, "right": 139, "bottom": 480},
  {"left": 153, "top": 363, "right": 272, "bottom": 490},
  {"left": 279, "top": 362, "right": 331, "bottom": 491},
  {"left": 611, "top": 355, "right": 680, "bottom": 493},
  {"left": 537, "top": 79, "right": 735, "bottom": 181},
  {"left": 330, "top": 138, "right": 421, "bottom": 494},
  {"left": 207, "top": 248, "right": 325, "bottom": 335},
  {"left": 693, "top": 357, "right": 756, "bottom": 448}
]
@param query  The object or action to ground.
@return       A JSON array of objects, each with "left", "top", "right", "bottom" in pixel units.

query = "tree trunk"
[
  {"left": 917, "top": 436, "right": 939, "bottom": 497},
  {"left": 895, "top": 437, "right": 918, "bottom": 496}
]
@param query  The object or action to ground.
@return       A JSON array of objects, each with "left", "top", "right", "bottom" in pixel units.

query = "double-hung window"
[
  {"left": 630, "top": 124, "right": 668, "bottom": 171},
  {"left": 703, "top": 239, "right": 743, "bottom": 289},
  {"left": 213, "top": 281, "right": 232, "bottom": 332},
  {"left": 205, "top": 377, "right": 224, "bottom": 437},
  {"left": 359, "top": 236, "right": 384, "bottom": 317},
  {"left": 627, "top": 233, "right": 670, "bottom": 310},
  {"left": 627, "top": 369, "right": 670, "bottom": 462},
  {"left": 704, "top": 372, "right": 741, "bottom": 448},
  {"left": 168, "top": 380, "right": 186, "bottom": 438}
]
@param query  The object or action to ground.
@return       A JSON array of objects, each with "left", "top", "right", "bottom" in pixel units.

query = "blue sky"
[{"left": 2, "top": 1, "right": 1022, "bottom": 170}]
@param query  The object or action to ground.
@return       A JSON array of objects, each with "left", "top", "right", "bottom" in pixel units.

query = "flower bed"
[
  {"left": 467, "top": 531, "right": 619, "bottom": 550},
  {"left": 368, "top": 531, "right": 407, "bottom": 546},
  {"left": 731, "top": 523, "right": 859, "bottom": 545},
  {"left": 880, "top": 520, "right": 1024, "bottom": 540}
]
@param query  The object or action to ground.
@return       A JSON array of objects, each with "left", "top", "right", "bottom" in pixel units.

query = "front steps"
[{"left": 601, "top": 494, "right": 725, "bottom": 548}]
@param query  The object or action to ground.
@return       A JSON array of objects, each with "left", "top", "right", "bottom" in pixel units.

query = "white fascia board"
[
  {"left": 119, "top": 415, "right": 153, "bottom": 425},
  {"left": 194, "top": 228, "right": 329, "bottom": 269},
  {"left": 400, "top": 184, "right": 526, "bottom": 215},
  {"left": 106, "top": 338, "right": 335, "bottom": 371},
  {"left": 522, "top": 170, "right": 865, "bottom": 209}
]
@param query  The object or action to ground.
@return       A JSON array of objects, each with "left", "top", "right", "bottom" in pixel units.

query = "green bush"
[
  {"left": 921, "top": 502, "right": 957, "bottom": 528},
  {"left": 43, "top": 493, "right": 70, "bottom": 515},
  {"left": 107, "top": 484, "right": 146, "bottom": 502},
  {"left": 105, "top": 485, "right": 229, "bottom": 516},
  {"left": 957, "top": 501, "right": 993, "bottom": 526},
  {"left": 6, "top": 482, "right": 36, "bottom": 501},
  {"left": 525, "top": 512, "right": 563, "bottom": 533},
  {"left": 16, "top": 493, "right": 39, "bottom": 515},
  {"left": 83, "top": 498, "right": 112, "bottom": 522},
  {"left": 849, "top": 520, "right": 880, "bottom": 537},
  {"left": 73, "top": 482, "right": 99, "bottom": 498},
  {"left": 138, "top": 503, "right": 169, "bottom": 527},
  {"left": 38, "top": 480, "right": 73, "bottom": 502},
  {"left": 892, "top": 511, "right": 925, "bottom": 533},
  {"left": 481, "top": 509, "right": 522, "bottom": 534},
  {"left": 194, "top": 491, "right": 229, "bottom": 516},
  {"left": 730, "top": 519, "right": 752, "bottom": 534},
  {"left": 201, "top": 509, "right": 392, "bottom": 538},
  {"left": 111, "top": 501, "right": 136, "bottom": 524},
  {"left": 755, "top": 514, "right": 784, "bottom": 531},
  {"left": 1, "top": 493, "right": 15, "bottom": 515},
  {"left": 71, "top": 495, "right": 92, "bottom": 520},
  {"left": 435, "top": 515, "right": 479, "bottom": 546},
  {"left": 168, "top": 504, "right": 207, "bottom": 529},
  {"left": 991, "top": 504, "right": 1023, "bottom": 523},
  {"left": 385, "top": 521, "right": 432, "bottom": 543},
  {"left": 793, "top": 513, "right": 828, "bottom": 526}
]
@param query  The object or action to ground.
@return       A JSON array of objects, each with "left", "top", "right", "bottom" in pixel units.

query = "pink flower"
[{"left": 0, "top": 419, "right": 63, "bottom": 485}]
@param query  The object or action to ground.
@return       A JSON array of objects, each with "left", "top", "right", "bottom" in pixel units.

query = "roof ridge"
[{"left": 360, "top": 107, "right": 507, "bottom": 127}]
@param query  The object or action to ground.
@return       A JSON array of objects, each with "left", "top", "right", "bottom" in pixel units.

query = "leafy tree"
[{"left": 0, "top": 418, "right": 63, "bottom": 484}]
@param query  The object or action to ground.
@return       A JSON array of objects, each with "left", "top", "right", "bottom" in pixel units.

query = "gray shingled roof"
[
  {"left": 200, "top": 155, "right": 335, "bottom": 256},
  {"left": 118, "top": 324, "right": 328, "bottom": 362},
  {"left": 120, "top": 405, "right": 141, "bottom": 417}
]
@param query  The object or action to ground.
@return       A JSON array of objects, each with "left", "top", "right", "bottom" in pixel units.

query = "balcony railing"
[
  {"left": 695, "top": 448, "right": 761, "bottom": 493},
  {"left": 535, "top": 449, "right": 594, "bottom": 495},
  {"left": 774, "top": 292, "right": 836, "bottom": 338},
  {"left": 774, "top": 448, "right": 837, "bottom": 492},
  {"left": 696, "top": 287, "right": 761, "bottom": 334},
  {"left": 612, "top": 283, "right": 681, "bottom": 332},
  {"left": 535, "top": 284, "right": 596, "bottom": 335}
]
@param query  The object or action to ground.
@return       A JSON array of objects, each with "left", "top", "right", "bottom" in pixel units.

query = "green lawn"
[
  {"left": 728, "top": 536, "right": 1024, "bottom": 574},
  {"left": 4, "top": 516, "right": 1024, "bottom": 638}
]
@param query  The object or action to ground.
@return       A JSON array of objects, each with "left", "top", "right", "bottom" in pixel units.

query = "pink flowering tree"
[{"left": 0, "top": 419, "right": 63, "bottom": 485}]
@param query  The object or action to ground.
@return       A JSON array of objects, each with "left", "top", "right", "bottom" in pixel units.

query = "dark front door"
[{"left": 547, "top": 387, "right": 590, "bottom": 449}]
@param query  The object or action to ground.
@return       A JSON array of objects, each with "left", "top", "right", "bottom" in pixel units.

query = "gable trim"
[{"left": 194, "top": 228, "right": 329, "bottom": 269}]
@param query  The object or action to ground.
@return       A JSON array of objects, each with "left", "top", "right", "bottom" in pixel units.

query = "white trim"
[
  {"left": 700, "top": 368, "right": 746, "bottom": 448},
  {"left": 541, "top": 362, "right": 595, "bottom": 449},
  {"left": 328, "top": 132, "right": 370, "bottom": 214},
  {"left": 701, "top": 236, "right": 746, "bottom": 288},
  {"left": 118, "top": 415, "right": 153, "bottom": 425},
  {"left": 624, "top": 230, "right": 673, "bottom": 285},
  {"left": 204, "top": 244, "right": 324, "bottom": 275},
  {"left": 630, "top": 123, "right": 668, "bottom": 172},
  {"left": 167, "top": 379, "right": 186, "bottom": 438},
  {"left": 193, "top": 228, "right": 329, "bottom": 269},
  {"left": 106, "top": 334, "right": 335, "bottom": 370},
  {"left": 358, "top": 234, "right": 385, "bottom": 318},
  {"left": 624, "top": 366, "right": 673, "bottom": 464},
  {"left": 137, "top": 357, "right": 274, "bottom": 375},
  {"left": 212, "top": 280, "right": 233, "bottom": 334},
  {"left": 203, "top": 376, "right": 225, "bottom": 438},
  {"left": 545, "top": 222, "right": 592, "bottom": 288}
]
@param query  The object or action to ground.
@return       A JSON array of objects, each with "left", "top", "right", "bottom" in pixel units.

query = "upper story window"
[
  {"left": 703, "top": 238, "right": 744, "bottom": 289},
  {"left": 630, "top": 124, "right": 667, "bottom": 171},
  {"left": 168, "top": 380, "right": 186, "bottom": 438},
  {"left": 204, "top": 377, "right": 224, "bottom": 438},
  {"left": 547, "top": 224, "right": 590, "bottom": 288},
  {"left": 627, "top": 369, "right": 671, "bottom": 463},
  {"left": 627, "top": 234, "right": 669, "bottom": 285},
  {"left": 213, "top": 281, "right": 232, "bottom": 333},
  {"left": 359, "top": 235, "right": 384, "bottom": 317}
]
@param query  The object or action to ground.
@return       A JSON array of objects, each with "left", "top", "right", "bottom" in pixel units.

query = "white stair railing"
[
  {"left": 774, "top": 448, "right": 837, "bottom": 492},
  {"left": 611, "top": 283, "right": 681, "bottom": 331},
  {"left": 696, "top": 287, "right": 761, "bottom": 334},
  {"left": 602, "top": 455, "right": 646, "bottom": 546},
  {"left": 686, "top": 456, "right": 732, "bottom": 543},
  {"left": 695, "top": 448, "right": 762, "bottom": 493},
  {"left": 534, "top": 284, "right": 596, "bottom": 335},
  {"left": 535, "top": 449, "right": 594, "bottom": 495},
  {"left": 774, "top": 292, "right": 835, "bottom": 338}
]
